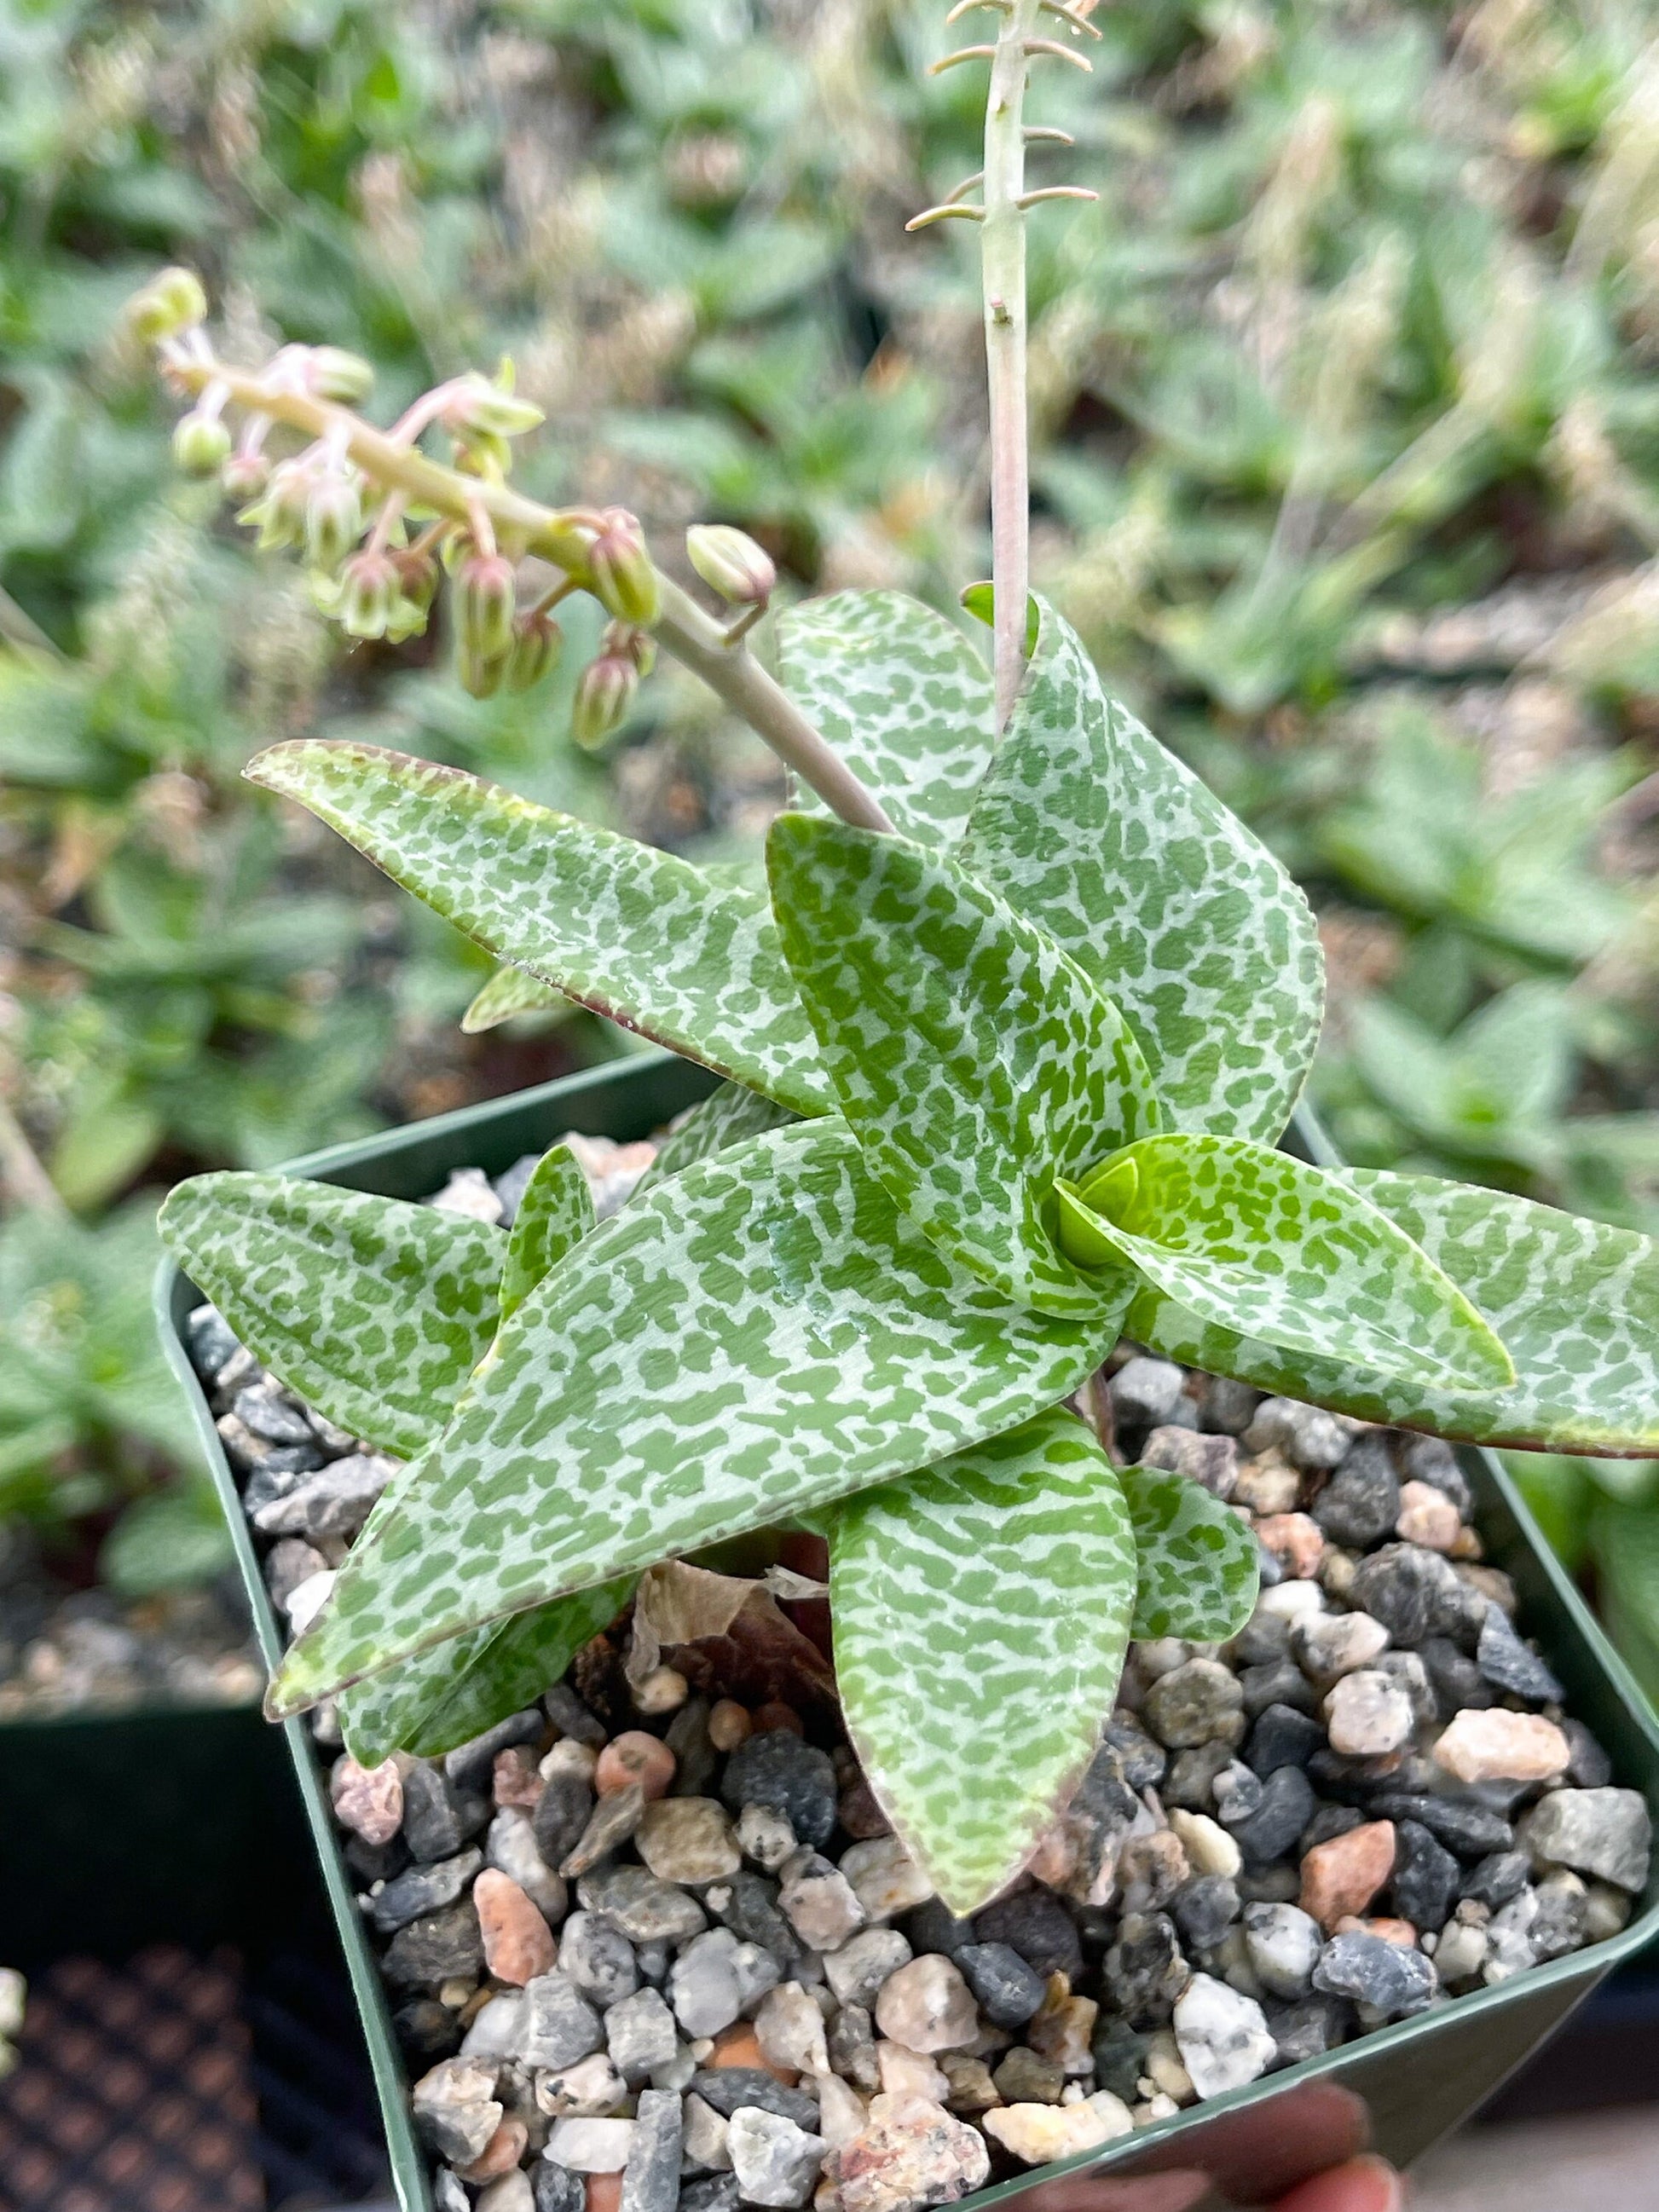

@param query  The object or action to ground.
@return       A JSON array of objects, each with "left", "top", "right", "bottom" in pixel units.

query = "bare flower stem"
[
  {"left": 981, "top": 0, "right": 1043, "bottom": 728},
  {"left": 163, "top": 352, "right": 895, "bottom": 835}
]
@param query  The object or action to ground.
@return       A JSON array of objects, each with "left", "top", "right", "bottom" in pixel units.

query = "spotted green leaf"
[
  {"left": 246, "top": 742, "right": 831, "bottom": 1115},
  {"left": 958, "top": 601, "right": 1324, "bottom": 1145},
  {"left": 338, "top": 1577, "right": 636, "bottom": 1766},
  {"left": 268, "top": 1123, "right": 1126, "bottom": 1714},
  {"left": 1057, "top": 1135, "right": 1513, "bottom": 1393},
  {"left": 1121, "top": 1465, "right": 1259, "bottom": 1640},
  {"left": 768, "top": 815, "right": 1159, "bottom": 1319},
  {"left": 829, "top": 1409, "right": 1136, "bottom": 1914},
  {"left": 462, "top": 963, "right": 567, "bottom": 1032},
  {"left": 633, "top": 1081, "right": 798, "bottom": 1198},
  {"left": 1130, "top": 1166, "right": 1659, "bottom": 1456},
  {"left": 777, "top": 591, "right": 996, "bottom": 847},
  {"left": 499, "top": 1146, "right": 593, "bottom": 1323},
  {"left": 158, "top": 1173, "right": 500, "bottom": 1458}
]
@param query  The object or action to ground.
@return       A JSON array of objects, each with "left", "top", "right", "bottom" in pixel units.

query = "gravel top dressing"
[{"left": 182, "top": 1133, "right": 1651, "bottom": 2212}]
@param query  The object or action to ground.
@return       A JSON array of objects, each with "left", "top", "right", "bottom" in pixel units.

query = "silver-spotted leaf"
[
  {"left": 777, "top": 592, "right": 996, "bottom": 847},
  {"left": 499, "top": 1146, "right": 594, "bottom": 1323},
  {"left": 1130, "top": 1165, "right": 1659, "bottom": 1456},
  {"left": 1121, "top": 1464, "right": 1259, "bottom": 1640},
  {"left": 158, "top": 1172, "right": 500, "bottom": 1458},
  {"left": 768, "top": 815, "right": 1158, "bottom": 1318},
  {"left": 633, "top": 1081, "right": 798, "bottom": 1198},
  {"left": 829, "top": 1409, "right": 1136, "bottom": 1914},
  {"left": 338, "top": 1578, "right": 636, "bottom": 1765},
  {"left": 1058, "top": 1135, "right": 1512, "bottom": 1394},
  {"left": 268, "top": 1122, "right": 1126, "bottom": 1714},
  {"left": 246, "top": 742, "right": 831, "bottom": 1114},
  {"left": 462, "top": 963, "right": 568, "bottom": 1032},
  {"left": 958, "top": 600, "right": 1324, "bottom": 1145}
]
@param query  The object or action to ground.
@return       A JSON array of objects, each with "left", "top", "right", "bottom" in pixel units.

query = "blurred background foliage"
[{"left": 3, "top": 0, "right": 1659, "bottom": 1684}]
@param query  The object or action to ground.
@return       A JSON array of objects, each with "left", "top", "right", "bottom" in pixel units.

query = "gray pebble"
[
  {"left": 545, "top": 1683, "right": 607, "bottom": 1747},
  {"left": 824, "top": 1926, "right": 911, "bottom": 2011},
  {"left": 579, "top": 1867, "right": 708, "bottom": 1944},
  {"left": 1477, "top": 1608, "right": 1564, "bottom": 1704},
  {"left": 1232, "top": 1765, "right": 1317, "bottom": 1866},
  {"left": 1240, "top": 1659, "right": 1318, "bottom": 1719},
  {"left": 1531, "top": 1872, "right": 1589, "bottom": 1960},
  {"left": 1171, "top": 1874, "right": 1240, "bottom": 1952},
  {"left": 1517, "top": 1788, "right": 1651, "bottom": 1891},
  {"left": 721, "top": 1733, "right": 838, "bottom": 1851},
  {"left": 232, "top": 1382, "right": 317, "bottom": 1447},
  {"left": 252, "top": 1452, "right": 393, "bottom": 1540},
  {"left": 186, "top": 1303, "right": 240, "bottom": 1376},
  {"left": 1246, "top": 1706, "right": 1324, "bottom": 1775},
  {"left": 1101, "top": 1911, "right": 1189, "bottom": 2024},
  {"left": 1312, "top": 1436, "right": 1400, "bottom": 1548},
  {"left": 1200, "top": 1377, "right": 1262, "bottom": 1435},
  {"left": 1367, "top": 1793, "right": 1512, "bottom": 1858},
  {"left": 403, "top": 1764, "right": 488, "bottom": 1863},
  {"left": 1400, "top": 1436, "right": 1473, "bottom": 1518},
  {"left": 1103, "top": 1715, "right": 1168, "bottom": 1792},
  {"left": 664, "top": 1697, "right": 720, "bottom": 1799},
  {"left": 370, "top": 1849, "right": 483, "bottom": 1934},
  {"left": 444, "top": 1710, "right": 545, "bottom": 1795},
  {"left": 1090, "top": 2016, "right": 1150, "bottom": 2100},
  {"left": 1109, "top": 1357, "right": 1187, "bottom": 1428},
  {"left": 560, "top": 1910, "right": 639, "bottom": 2004},
  {"left": 971, "top": 1887, "right": 1082, "bottom": 1981},
  {"left": 1461, "top": 1851, "right": 1531, "bottom": 1909},
  {"left": 680, "top": 2180, "right": 742, "bottom": 2212},
  {"left": 1313, "top": 1932, "right": 1436, "bottom": 2018},
  {"left": 1142, "top": 1658, "right": 1245, "bottom": 1749},
  {"left": 992, "top": 2047, "right": 1065, "bottom": 2104},
  {"left": 1140, "top": 1428, "right": 1240, "bottom": 1499},
  {"left": 1165, "top": 1740, "right": 1241, "bottom": 1809},
  {"left": 1563, "top": 1719, "right": 1613, "bottom": 1790},
  {"left": 1269, "top": 1993, "right": 1353, "bottom": 2065},
  {"left": 1419, "top": 1637, "right": 1493, "bottom": 1718},
  {"left": 726, "top": 2107, "right": 824, "bottom": 2210},
  {"left": 621, "top": 2088, "right": 683, "bottom": 2212},
  {"left": 535, "top": 2161, "right": 587, "bottom": 2212},
  {"left": 1242, "top": 1399, "right": 1350, "bottom": 1473},
  {"left": 522, "top": 1972, "right": 604, "bottom": 2071},
  {"left": 606, "top": 1988, "right": 679, "bottom": 2086},
  {"left": 669, "top": 1928, "right": 780, "bottom": 2038},
  {"left": 703, "top": 1873, "right": 798, "bottom": 1959},
  {"left": 956, "top": 1941, "right": 1045, "bottom": 2027},
  {"left": 690, "top": 2071, "right": 819, "bottom": 2131},
  {"left": 1212, "top": 1762, "right": 1265, "bottom": 1827},
  {"left": 383, "top": 1903, "right": 484, "bottom": 1991},
  {"left": 562, "top": 1782, "right": 646, "bottom": 1876},
  {"left": 1390, "top": 1822, "right": 1460, "bottom": 1932},
  {"left": 1348, "top": 1545, "right": 1470, "bottom": 1650}
]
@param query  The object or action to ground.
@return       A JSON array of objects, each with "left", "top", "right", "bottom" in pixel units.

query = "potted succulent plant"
[{"left": 146, "top": 7, "right": 1659, "bottom": 2210}]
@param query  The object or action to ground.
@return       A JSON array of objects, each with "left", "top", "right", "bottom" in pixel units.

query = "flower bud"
[
  {"left": 442, "top": 371, "right": 546, "bottom": 439},
  {"left": 454, "top": 428, "right": 512, "bottom": 482},
  {"left": 589, "top": 507, "right": 660, "bottom": 627},
  {"left": 307, "top": 347, "right": 376, "bottom": 402},
  {"left": 506, "top": 611, "right": 564, "bottom": 693},
  {"left": 457, "top": 646, "right": 507, "bottom": 700},
  {"left": 391, "top": 547, "right": 440, "bottom": 615},
  {"left": 243, "top": 457, "right": 310, "bottom": 549},
  {"left": 172, "top": 407, "right": 232, "bottom": 475},
  {"left": 126, "top": 266, "right": 207, "bottom": 342},
  {"left": 220, "top": 451, "right": 269, "bottom": 502},
  {"left": 339, "top": 549, "right": 401, "bottom": 639},
  {"left": 686, "top": 523, "right": 776, "bottom": 604},
  {"left": 455, "top": 551, "right": 517, "bottom": 661},
  {"left": 570, "top": 651, "right": 639, "bottom": 750},
  {"left": 602, "top": 619, "right": 656, "bottom": 679},
  {"left": 304, "top": 471, "right": 363, "bottom": 573}
]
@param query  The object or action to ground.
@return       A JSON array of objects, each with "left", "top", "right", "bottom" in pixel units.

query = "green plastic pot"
[{"left": 156, "top": 1052, "right": 1659, "bottom": 2212}]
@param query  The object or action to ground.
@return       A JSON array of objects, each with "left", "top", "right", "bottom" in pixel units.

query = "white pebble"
[{"left": 1172, "top": 1974, "right": 1276, "bottom": 2099}]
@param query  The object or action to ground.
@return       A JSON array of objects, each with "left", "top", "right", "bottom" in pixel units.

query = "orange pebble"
[
  {"left": 458, "top": 2117, "right": 529, "bottom": 2182},
  {"left": 595, "top": 1730, "right": 676, "bottom": 1799},
  {"left": 751, "top": 1701, "right": 804, "bottom": 1738},
  {"left": 587, "top": 2174, "right": 623, "bottom": 2212},
  {"left": 708, "top": 1699, "right": 752, "bottom": 1753},
  {"left": 474, "top": 1868, "right": 558, "bottom": 1984},
  {"left": 1335, "top": 1915, "right": 1419, "bottom": 1949}
]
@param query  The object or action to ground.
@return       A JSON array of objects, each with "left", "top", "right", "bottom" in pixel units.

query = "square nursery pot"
[{"left": 157, "top": 1052, "right": 1659, "bottom": 2212}]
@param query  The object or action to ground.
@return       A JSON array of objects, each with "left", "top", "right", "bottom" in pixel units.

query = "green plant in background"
[{"left": 149, "top": 3, "right": 1659, "bottom": 1911}]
